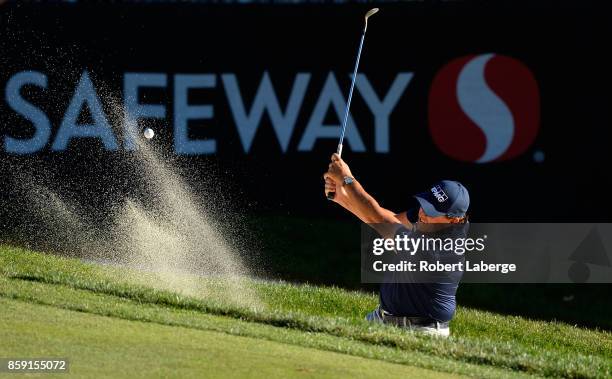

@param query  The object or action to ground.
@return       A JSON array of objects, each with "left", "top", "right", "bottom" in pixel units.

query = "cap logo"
[{"left": 431, "top": 185, "right": 448, "bottom": 202}]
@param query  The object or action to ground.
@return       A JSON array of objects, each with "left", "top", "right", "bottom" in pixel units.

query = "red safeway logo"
[{"left": 428, "top": 54, "right": 540, "bottom": 163}]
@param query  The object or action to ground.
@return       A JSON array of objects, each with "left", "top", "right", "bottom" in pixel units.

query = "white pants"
[{"left": 365, "top": 307, "right": 450, "bottom": 337}]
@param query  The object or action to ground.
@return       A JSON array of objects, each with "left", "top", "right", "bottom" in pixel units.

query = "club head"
[
  {"left": 364, "top": 8, "right": 379, "bottom": 32},
  {"left": 365, "top": 8, "right": 379, "bottom": 20}
]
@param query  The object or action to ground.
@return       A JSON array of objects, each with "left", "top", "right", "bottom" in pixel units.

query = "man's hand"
[
  {"left": 323, "top": 154, "right": 352, "bottom": 205},
  {"left": 323, "top": 174, "right": 348, "bottom": 205},
  {"left": 327, "top": 153, "right": 353, "bottom": 182}
]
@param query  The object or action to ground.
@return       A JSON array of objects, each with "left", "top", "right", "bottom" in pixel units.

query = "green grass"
[
  {"left": 2, "top": 298, "right": 455, "bottom": 379},
  {"left": 1, "top": 245, "right": 611, "bottom": 378}
]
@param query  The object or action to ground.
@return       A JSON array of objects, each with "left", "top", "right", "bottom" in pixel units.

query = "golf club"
[{"left": 327, "top": 7, "right": 379, "bottom": 200}]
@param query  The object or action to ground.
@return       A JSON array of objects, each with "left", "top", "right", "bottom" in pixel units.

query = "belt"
[{"left": 380, "top": 309, "right": 449, "bottom": 329}]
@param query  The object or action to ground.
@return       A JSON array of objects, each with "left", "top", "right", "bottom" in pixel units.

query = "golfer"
[{"left": 324, "top": 153, "right": 470, "bottom": 337}]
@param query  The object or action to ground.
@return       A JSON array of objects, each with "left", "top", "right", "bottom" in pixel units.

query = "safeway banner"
[{"left": 1, "top": 2, "right": 610, "bottom": 220}]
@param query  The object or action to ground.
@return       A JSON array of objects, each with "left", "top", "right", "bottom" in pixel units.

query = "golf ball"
[{"left": 143, "top": 128, "right": 155, "bottom": 139}]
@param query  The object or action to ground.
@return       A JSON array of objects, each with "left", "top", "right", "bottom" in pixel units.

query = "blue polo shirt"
[{"left": 379, "top": 212, "right": 467, "bottom": 322}]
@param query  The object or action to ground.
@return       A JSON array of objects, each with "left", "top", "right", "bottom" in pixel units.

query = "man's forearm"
[{"left": 341, "top": 180, "right": 401, "bottom": 224}]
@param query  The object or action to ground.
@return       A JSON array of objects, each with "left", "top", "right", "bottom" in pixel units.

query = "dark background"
[{"left": 1, "top": 1, "right": 611, "bottom": 329}]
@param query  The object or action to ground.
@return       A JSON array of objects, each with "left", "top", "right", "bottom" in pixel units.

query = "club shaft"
[{"left": 338, "top": 30, "right": 366, "bottom": 156}]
